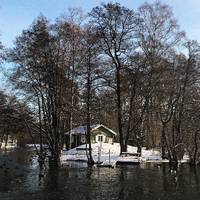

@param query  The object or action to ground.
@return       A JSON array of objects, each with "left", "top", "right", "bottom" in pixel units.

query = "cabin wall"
[
  {"left": 65, "top": 128, "right": 115, "bottom": 149},
  {"left": 0, "top": 136, "right": 17, "bottom": 149},
  {"left": 92, "top": 130, "right": 113, "bottom": 143}
]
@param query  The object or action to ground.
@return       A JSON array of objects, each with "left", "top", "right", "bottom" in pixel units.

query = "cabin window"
[{"left": 98, "top": 135, "right": 103, "bottom": 142}]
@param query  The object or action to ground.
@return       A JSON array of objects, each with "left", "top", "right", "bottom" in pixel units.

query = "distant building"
[
  {"left": 0, "top": 135, "right": 17, "bottom": 149},
  {"left": 65, "top": 124, "right": 117, "bottom": 148}
]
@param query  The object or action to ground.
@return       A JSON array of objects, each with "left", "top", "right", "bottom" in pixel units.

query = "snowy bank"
[{"left": 60, "top": 143, "right": 163, "bottom": 164}]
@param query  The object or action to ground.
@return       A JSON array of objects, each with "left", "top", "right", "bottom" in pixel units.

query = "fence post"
[{"left": 109, "top": 149, "right": 110, "bottom": 164}]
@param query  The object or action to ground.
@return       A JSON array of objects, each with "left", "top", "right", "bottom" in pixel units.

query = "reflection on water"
[{"left": 0, "top": 148, "right": 200, "bottom": 200}]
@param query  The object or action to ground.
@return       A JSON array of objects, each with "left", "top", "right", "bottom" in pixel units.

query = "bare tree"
[
  {"left": 9, "top": 16, "right": 69, "bottom": 165},
  {"left": 55, "top": 9, "right": 84, "bottom": 149},
  {"left": 90, "top": 3, "right": 138, "bottom": 153},
  {"left": 133, "top": 1, "right": 184, "bottom": 153}
]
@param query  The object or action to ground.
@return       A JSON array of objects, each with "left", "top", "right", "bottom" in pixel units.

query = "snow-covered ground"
[
  {"left": 60, "top": 142, "right": 164, "bottom": 164},
  {"left": 26, "top": 143, "right": 189, "bottom": 164},
  {"left": 1, "top": 143, "right": 17, "bottom": 149}
]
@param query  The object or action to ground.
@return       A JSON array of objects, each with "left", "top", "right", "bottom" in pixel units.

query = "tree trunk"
[
  {"left": 190, "top": 130, "right": 199, "bottom": 166},
  {"left": 137, "top": 136, "right": 143, "bottom": 154},
  {"left": 69, "top": 62, "right": 75, "bottom": 149},
  {"left": 116, "top": 67, "right": 126, "bottom": 154},
  {"left": 124, "top": 83, "right": 136, "bottom": 151},
  {"left": 161, "top": 123, "right": 167, "bottom": 159},
  {"left": 0, "top": 132, "right": 5, "bottom": 149},
  {"left": 86, "top": 50, "right": 94, "bottom": 166},
  {"left": 49, "top": 150, "right": 60, "bottom": 168}
]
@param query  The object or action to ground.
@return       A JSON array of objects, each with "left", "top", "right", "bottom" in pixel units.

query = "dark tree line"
[
  {"left": 1, "top": 1, "right": 200, "bottom": 166},
  {"left": 0, "top": 91, "right": 33, "bottom": 148}
]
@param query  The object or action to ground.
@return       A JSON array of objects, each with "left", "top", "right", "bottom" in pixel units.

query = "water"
[{"left": 0, "top": 148, "right": 200, "bottom": 200}]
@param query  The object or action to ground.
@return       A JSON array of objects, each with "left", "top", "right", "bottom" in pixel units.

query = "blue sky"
[
  {"left": 0, "top": 0, "right": 200, "bottom": 48},
  {"left": 0, "top": 0, "right": 200, "bottom": 91}
]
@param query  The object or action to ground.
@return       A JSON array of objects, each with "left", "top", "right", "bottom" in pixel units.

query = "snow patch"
[{"left": 61, "top": 143, "right": 163, "bottom": 163}]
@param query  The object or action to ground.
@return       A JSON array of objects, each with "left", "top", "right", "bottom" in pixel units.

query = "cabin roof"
[{"left": 65, "top": 124, "right": 117, "bottom": 136}]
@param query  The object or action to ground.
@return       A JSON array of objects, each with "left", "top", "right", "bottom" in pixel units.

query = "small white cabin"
[
  {"left": 65, "top": 124, "right": 117, "bottom": 148},
  {"left": 0, "top": 135, "right": 17, "bottom": 149}
]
